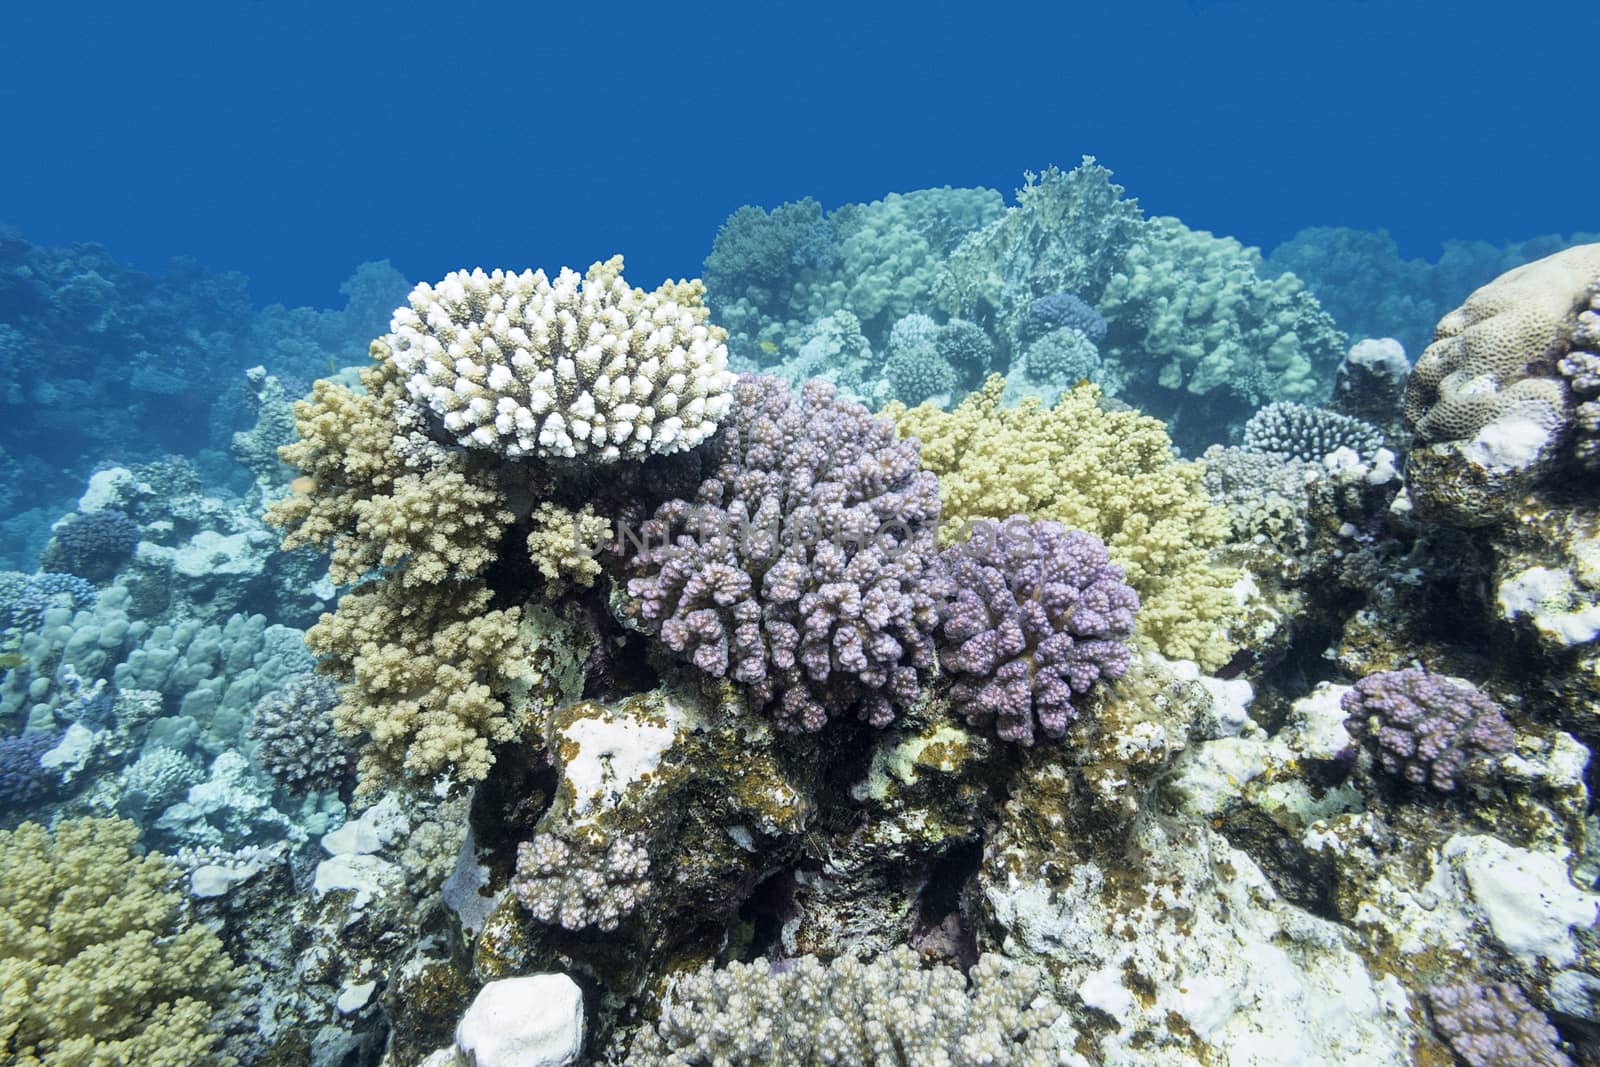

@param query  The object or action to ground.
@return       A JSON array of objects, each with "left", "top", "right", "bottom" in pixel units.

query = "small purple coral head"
[
  {"left": 1428, "top": 983, "right": 1573, "bottom": 1067},
  {"left": 1341, "top": 669, "right": 1514, "bottom": 792},
  {"left": 939, "top": 517, "right": 1138, "bottom": 744}
]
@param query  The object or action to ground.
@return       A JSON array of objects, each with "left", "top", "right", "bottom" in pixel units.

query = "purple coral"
[
  {"left": 1022, "top": 292, "right": 1107, "bottom": 344},
  {"left": 0, "top": 730, "right": 62, "bottom": 810},
  {"left": 626, "top": 375, "right": 949, "bottom": 733},
  {"left": 939, "top": 518, "right": 1138, "bottom": 744},
  {"left": 1428, "top": 983, "right": 1573, "bottom": 1067},
  {"left": 44, "top": 509, "right": 140, "bottom": 581},
  {"left": 1341, "top": 669, "right": 1514, "bottom": 791}
]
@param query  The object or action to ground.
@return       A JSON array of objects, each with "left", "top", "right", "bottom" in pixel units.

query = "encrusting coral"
[
  {"left": 889, "top": 375, "right": 1242, "bottom": 669},
  {"left": 0, "top": 818, "right": 238, "bottom": 1066}
]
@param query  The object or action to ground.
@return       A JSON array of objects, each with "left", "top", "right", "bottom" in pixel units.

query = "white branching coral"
[{"left": 379, "top": 256, "right": 736, "bottom": 462}]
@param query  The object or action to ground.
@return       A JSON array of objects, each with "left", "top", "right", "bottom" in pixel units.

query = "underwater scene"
[{"left": 3, "top": 2, "right": 1599, "bottom": 1065}]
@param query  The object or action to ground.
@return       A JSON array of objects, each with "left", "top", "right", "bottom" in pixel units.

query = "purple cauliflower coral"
[
  {"left": 1428, "top": 983, "right": 1572, "bottom": 1067},
  {"left": 626, "top": 375, "right": 949, "bottom": 733},
  {"left": 1341, "top": 669, "right": 1514, "bottom": 791},
  {"left": 940, "top": 518, "right": 1138, "bottom": 744}
]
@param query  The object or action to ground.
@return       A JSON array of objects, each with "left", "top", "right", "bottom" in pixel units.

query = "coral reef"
[
  {"left": 1099, "top": 215, "right": 1346, "bottom": 418},
  {"left": 940, "top": 518, "right": 1138, "bottom": 744},
  {"left": 626, "top": 375, "right": 948, "bottom": 731}
]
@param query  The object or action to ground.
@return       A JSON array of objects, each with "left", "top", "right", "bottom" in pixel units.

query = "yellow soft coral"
[
  {"left": 889, "top": 376, "right": 1242, "bottom": 668},
  {"left": 265, "top": 364, "right": 513, "bottom": 587},
  {"left": 526, "top": 501, "right": 612, "bottom": 595},
  {"left": 308, "top": 581, "right": 534, "bottom": 794},
  {"left": 0, "top": 818, "right": 238, "bottom": 1067}
]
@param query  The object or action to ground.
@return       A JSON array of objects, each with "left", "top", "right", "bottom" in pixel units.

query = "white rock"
[
  {"left": 1445, "top": 834, "right": 1598, "bottom": 965},
  {"left": 455, "top": 974, "right": 584, "bottom": 1067}
]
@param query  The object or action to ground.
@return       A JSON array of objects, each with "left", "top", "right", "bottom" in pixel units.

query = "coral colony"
[{"left": 2, "top": 161, "right": 1599, "bottom": 1066}]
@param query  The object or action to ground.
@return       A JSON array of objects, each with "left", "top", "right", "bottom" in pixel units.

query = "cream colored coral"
[
  {"left": 266, "top": 365, "right": 513, "bottom": 587},
  {"left": 382, "top": 257, "right": 736, "bottom": 461},
  {"left": 308, "top": 582, "right": 533, "bottom": 794},
  {"left": 0, "top": 818, "right": 238, "bottom": 1066},
  {"left": 526, "top": 501, "right": 611, "bottom": 595},
  {"left": 890, "top": 376, "right": 1242, "bottom": 668},
  {"left": 1405, "top": 243, "right": 1600, "bottom": 442}
]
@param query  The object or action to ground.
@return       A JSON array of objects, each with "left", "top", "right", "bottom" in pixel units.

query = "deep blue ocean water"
[{"left": 4, "top": 0, "right": 1593, "bottom": 309}]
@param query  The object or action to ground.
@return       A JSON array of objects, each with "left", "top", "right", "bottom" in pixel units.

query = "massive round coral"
[
  {"left": 939, "top": 518, "right": 1138, "bottom": 744},
  {"left": 625, "top": 375, "right": 948, "bottom": 732},
  {"left": 379, "top": 257, "right": 736, "bottom": 462}
]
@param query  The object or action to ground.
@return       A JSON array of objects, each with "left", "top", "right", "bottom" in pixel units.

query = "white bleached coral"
[{"left": 379, "top": 256, "right": 736, "bottom": 462}]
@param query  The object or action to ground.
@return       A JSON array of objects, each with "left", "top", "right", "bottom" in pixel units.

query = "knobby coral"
[
  {"left": 626, "top": 375, "right": 949, "bottom": 732},
  {"left": 1341, "top": 669, "right": 1515, "bottom": 791},
  {"left": 941, "top": 518, "right": 1138, "bottom": 744},
  {"left": 889, "top": 376, "right": 1241, "bottom": 669},
  {"left": 0, "top": 818, "right": 238, "bottom": 1066},
  {"left": 626, "top": 947, "right": 1062, "bottom": 1066}
]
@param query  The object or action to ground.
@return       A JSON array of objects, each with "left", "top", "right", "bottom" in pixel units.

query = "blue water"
[{"left": 4, "top": 0, "right": 1591, "bottom": 308}]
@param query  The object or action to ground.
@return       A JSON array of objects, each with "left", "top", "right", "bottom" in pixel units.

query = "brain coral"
[
  {"left": 889, "top": 376, "right": 1242, "bottom": 669},
  {"left": 941, "top": 518, "right": 1138, "bottom": 744},
  {"left": 625, "top": 375, "right": 949, "bottom": 733},
  {"left": 381, "top": 257, "right": 736, "bottom": 461},
  {"left": 1404, "top": 243, "right": 1600, "bottom": 444},
  {"left": 0, "top": 818, "right": 238, "bottom": 1065}
]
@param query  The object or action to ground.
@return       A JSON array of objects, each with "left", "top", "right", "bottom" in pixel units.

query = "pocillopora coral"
[
  {"left": 304, "top": 581, "right": 533, "bottom": 794},
  {"left": 889, "top": 376, "right": 1243, "bottom": 668},
  {"left": 383, "top": 257, "right": 736, "bottom": 461},
  {"left": 0, "top": 818, "right": 238, "bottom": 1066}
]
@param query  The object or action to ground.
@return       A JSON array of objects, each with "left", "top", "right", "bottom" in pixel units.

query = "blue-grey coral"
[
  {"left": 0, "top": 572, "right": 97, "bottom": 634},
  {"left": 624, "top": 946, "right": 1062, "bottom": 1066},
  {"left": 1241, "top": 402, "right": 1385, "bottom": 463},
  {"left": 247, "top": 674, "right": 348, "bottom": 795},
  {"left": 626, "top": 375, "right": 949, "bottom": 733},
  {"left": 940, "top": 518, "right": 1138, "bottom": 744},
  {"left": 1341, "top": 670, "right": 1514, "bottom": 792},
  {"left": 42, "top": 510, "right": 140, "bottom": 581},
  {"left": 1022, "top": 292, "right": 1106, "bottom": 343},
  {"left": 702, "top": 198, "right": 837, "bottom": 300},
  {"left": 0, "top": 730, "right": 61, "bottom": 811}
]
